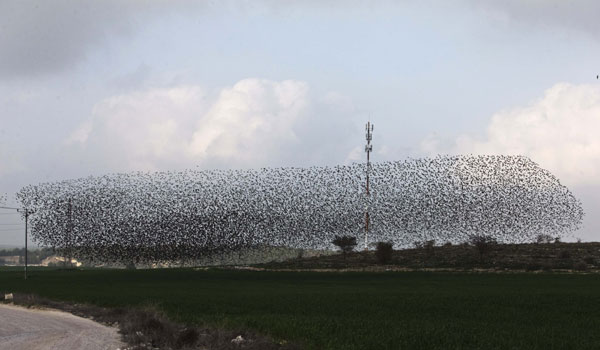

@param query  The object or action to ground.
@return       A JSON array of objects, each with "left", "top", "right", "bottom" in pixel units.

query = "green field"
[{"left": 1, "top": 267, "right": 600, "bottom": 349}]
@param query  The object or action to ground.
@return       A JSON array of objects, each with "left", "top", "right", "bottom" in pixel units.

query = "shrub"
[
  {"left": 469, "top": 235, "right": 497, "bottom": 260},
  {"left": 443, "top": 242, "right": 452, "bottom": 247},
  {"left": 558, "top": 250, "right": 571, "bottom": 259},
  {"left": 535, "top": 234, "right": 553, "bottom": 244},
  {"left": 583, "top": 256, "right": 595, "bottom": 265},
  {"left": 541, "top": 262, "right": 553, "bottom": 271},
  {"left": 375, "top": 242, "right": 393, "bottom": 264},
  {"left": 525, "top": 262, "right": 542, "bottom": 272},
  {"left": 574, "top": 261, "right": 588, "bottom": 271},
  {"left": 424, "top": 240, "right": 435, "bottom": 257},
  {"left": 554, "top": 237, "right": 561, "bottom": 244},
  {"left": 175, "top": 328, "right": 200, "bottom": 349},
  {"left": 120, "top": 307, "right": 177, "bottom": 348},
  {"left": 332, "top": 235, "right": 357, "bottom": 260}
]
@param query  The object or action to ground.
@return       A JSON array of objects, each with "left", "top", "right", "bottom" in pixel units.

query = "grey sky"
[{"left": 1, "top": 1, "right": 599, "bottom": 246}]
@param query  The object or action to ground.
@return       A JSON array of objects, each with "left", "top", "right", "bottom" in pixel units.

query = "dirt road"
[{"left": 0, "top": 304, "right": 124, "bottom": 350}]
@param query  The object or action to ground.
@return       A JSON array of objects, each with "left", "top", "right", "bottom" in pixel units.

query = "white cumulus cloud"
[
  {"left": 188, "top": 79, "right": 309, "bottom": 165},
  {"left": 63, "top": 78, "right": 352, "bottom": 172},
  {"left": 422, "top": 83, "right": 600, "bottom": 187}
]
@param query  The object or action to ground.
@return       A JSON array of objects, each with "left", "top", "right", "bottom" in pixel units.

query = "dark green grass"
[{"left": 1, "top": 268, "right": 600, "bottom": 349}]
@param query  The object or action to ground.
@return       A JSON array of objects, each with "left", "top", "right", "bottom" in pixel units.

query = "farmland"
[{"left": 2, "top": 267, "right": 600, "bottom": 349}]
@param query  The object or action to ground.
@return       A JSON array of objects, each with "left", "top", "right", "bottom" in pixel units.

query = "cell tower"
[{"left": 364, "top": 121, "right": 373, "bottom": 250}]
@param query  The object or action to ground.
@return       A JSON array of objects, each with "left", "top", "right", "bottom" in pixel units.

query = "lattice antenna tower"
[{"left": 364, "top": 121, "right": 373, "bottom": 250}]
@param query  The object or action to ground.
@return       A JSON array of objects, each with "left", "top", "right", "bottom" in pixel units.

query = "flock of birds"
[{"left": 16, "top": 155, "right": 583, "bottom": 263}]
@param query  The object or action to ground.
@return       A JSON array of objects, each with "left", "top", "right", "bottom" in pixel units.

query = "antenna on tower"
[{"left": 364, "top": 120, "right": 373, "bottom": 251}]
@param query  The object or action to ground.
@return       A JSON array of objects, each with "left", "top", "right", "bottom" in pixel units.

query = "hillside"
[{"left": 256, "top": 242, "right": 600, "bottom": 272}]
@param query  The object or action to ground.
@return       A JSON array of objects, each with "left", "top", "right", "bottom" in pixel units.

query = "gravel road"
[{"left": 0, "top": 304, "right": 124, "bottom": 350}]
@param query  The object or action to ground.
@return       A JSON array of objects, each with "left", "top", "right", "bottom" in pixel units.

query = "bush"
[
  {"left": 541, "top": 262, "right": 553, "bottom": 271},
  {"left": 413, "top": 240, "right": 436, "bottom": 258},
  {"left": 332, "top": 236, "right": 357, "bottom": 260},
  {"left": 424, "top": 240, "right": 435, "bottom": 256},
  {"left": 558, "top": 250, "right": 571, "bottom": 259},
  {"left": 525, "top": 262, "right": 542, "bottom": 272},
  {"left": 574, "top": 261, "right": 588, "bottom": 271},
  {"left": 583, "top": 256, "right": 595, "bottom": 265},
  {"left": 535, "top": 234, "right": 553, "bottom": 244},
  {"left": 175, "top": 328, "right": 200, "bottom": 349},
  {"left": 375, "top": 242, "right": 393, "bottom": 264},
  {"left": 469, "top": 235, "right": 497, "bottom": 260}
]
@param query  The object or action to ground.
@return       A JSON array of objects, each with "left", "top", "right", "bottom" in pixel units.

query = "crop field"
[{"left": 1, "top": 267, "right": 600, "bottom": 349}]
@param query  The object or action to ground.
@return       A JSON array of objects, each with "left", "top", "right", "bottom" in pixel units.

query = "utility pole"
[
  {"left": 3, "top": 206, "right": 34, "bottom": 280},
  {"left": 364, "top": 121, "right": 373, "bottom": 251},
  {"left": 1, "top": 205, "right": 26, "bottom": 279}
]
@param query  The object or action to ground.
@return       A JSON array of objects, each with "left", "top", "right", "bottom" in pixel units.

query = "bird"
[{"left": 15, "top": 155, "right": 584, "bottom": 263}]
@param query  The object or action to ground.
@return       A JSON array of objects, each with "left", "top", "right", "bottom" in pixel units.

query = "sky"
[{"left": 1, "top": 0, "right": 599, "bottom": 246}]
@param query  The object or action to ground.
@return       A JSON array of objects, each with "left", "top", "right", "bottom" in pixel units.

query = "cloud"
[
  {"left": 188, "top": 79, "right": 309, "bottom": 165},
  {"left": 0, "top": 0, "right": 199, "bottom": 79},
  {"left": 6, "top": 0, "right": 597, "bottom": 80},
  {"left": 0, "top": 0, "right": 388, "bottom": 80},
  {"left": 64, "top": 121, "right": 92, "bottom": 145},
  {"left": 68, "top": 85, "right": 206, "bottom": 171},
  {"left": 467, "top": 0, "right": 600, "bottom": 38},
  {"left": 65, "top": 78, "right": 357, "bottom": 172},
  {"left": 422, "top": 83, "right": 600, "bottom": 187}
]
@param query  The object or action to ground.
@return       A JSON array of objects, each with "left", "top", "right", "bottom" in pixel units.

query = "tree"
[
  {"left": 375, "top": 242, "right": 393, "bottom": 264},
  {"left": 332, "top": 235, "right": 357, "bottom": 260},
  {"left": 535, "top": 234, "right": 553, "bottom": 244},
  {"left": 469, "top": 235, "right": 497, "bottom": 260}
]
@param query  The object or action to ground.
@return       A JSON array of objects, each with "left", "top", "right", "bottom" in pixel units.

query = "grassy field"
[{"left": 1, "top": 267, "right": 600, "bottom": 349}]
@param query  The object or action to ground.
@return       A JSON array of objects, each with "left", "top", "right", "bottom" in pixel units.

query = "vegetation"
[
  {"left": 413, "top": 240, "right": 436, "bottom": 258},
  {"left": 2, "top": 268, "right": 600, "bottom": 349},
  {"left": 331, "top": 235, "right": 357, "bottom": 260},
  {"left": 469, "top": 235, "right": 497, "bottom": 260},
  {"left": 261, "top": 242, "right": 600, "bottom": 271},
  {"left": 6, "top": 293, "right": 295, "bottom": 350},
  {"left": 375, "top": 242, "right": 393, "bottom": 264},
  {"left": 535, "top": 234, "right": 554, "bottom": 244},
  {"left": 0, "top": 247, "right": 55, "bottom": 264}
]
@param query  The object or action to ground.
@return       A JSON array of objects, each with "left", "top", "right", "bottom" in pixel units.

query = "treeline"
[{"left": 0, "top": 247, "right": 55, "bottom": 264}]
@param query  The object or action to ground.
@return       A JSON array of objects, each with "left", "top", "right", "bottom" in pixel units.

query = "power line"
[
  {"left": 0, "top": 205, "right": 33, "bottom": 280},
  {"left": 17, "top": 208, "right": 34, "bottom": 280}
]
